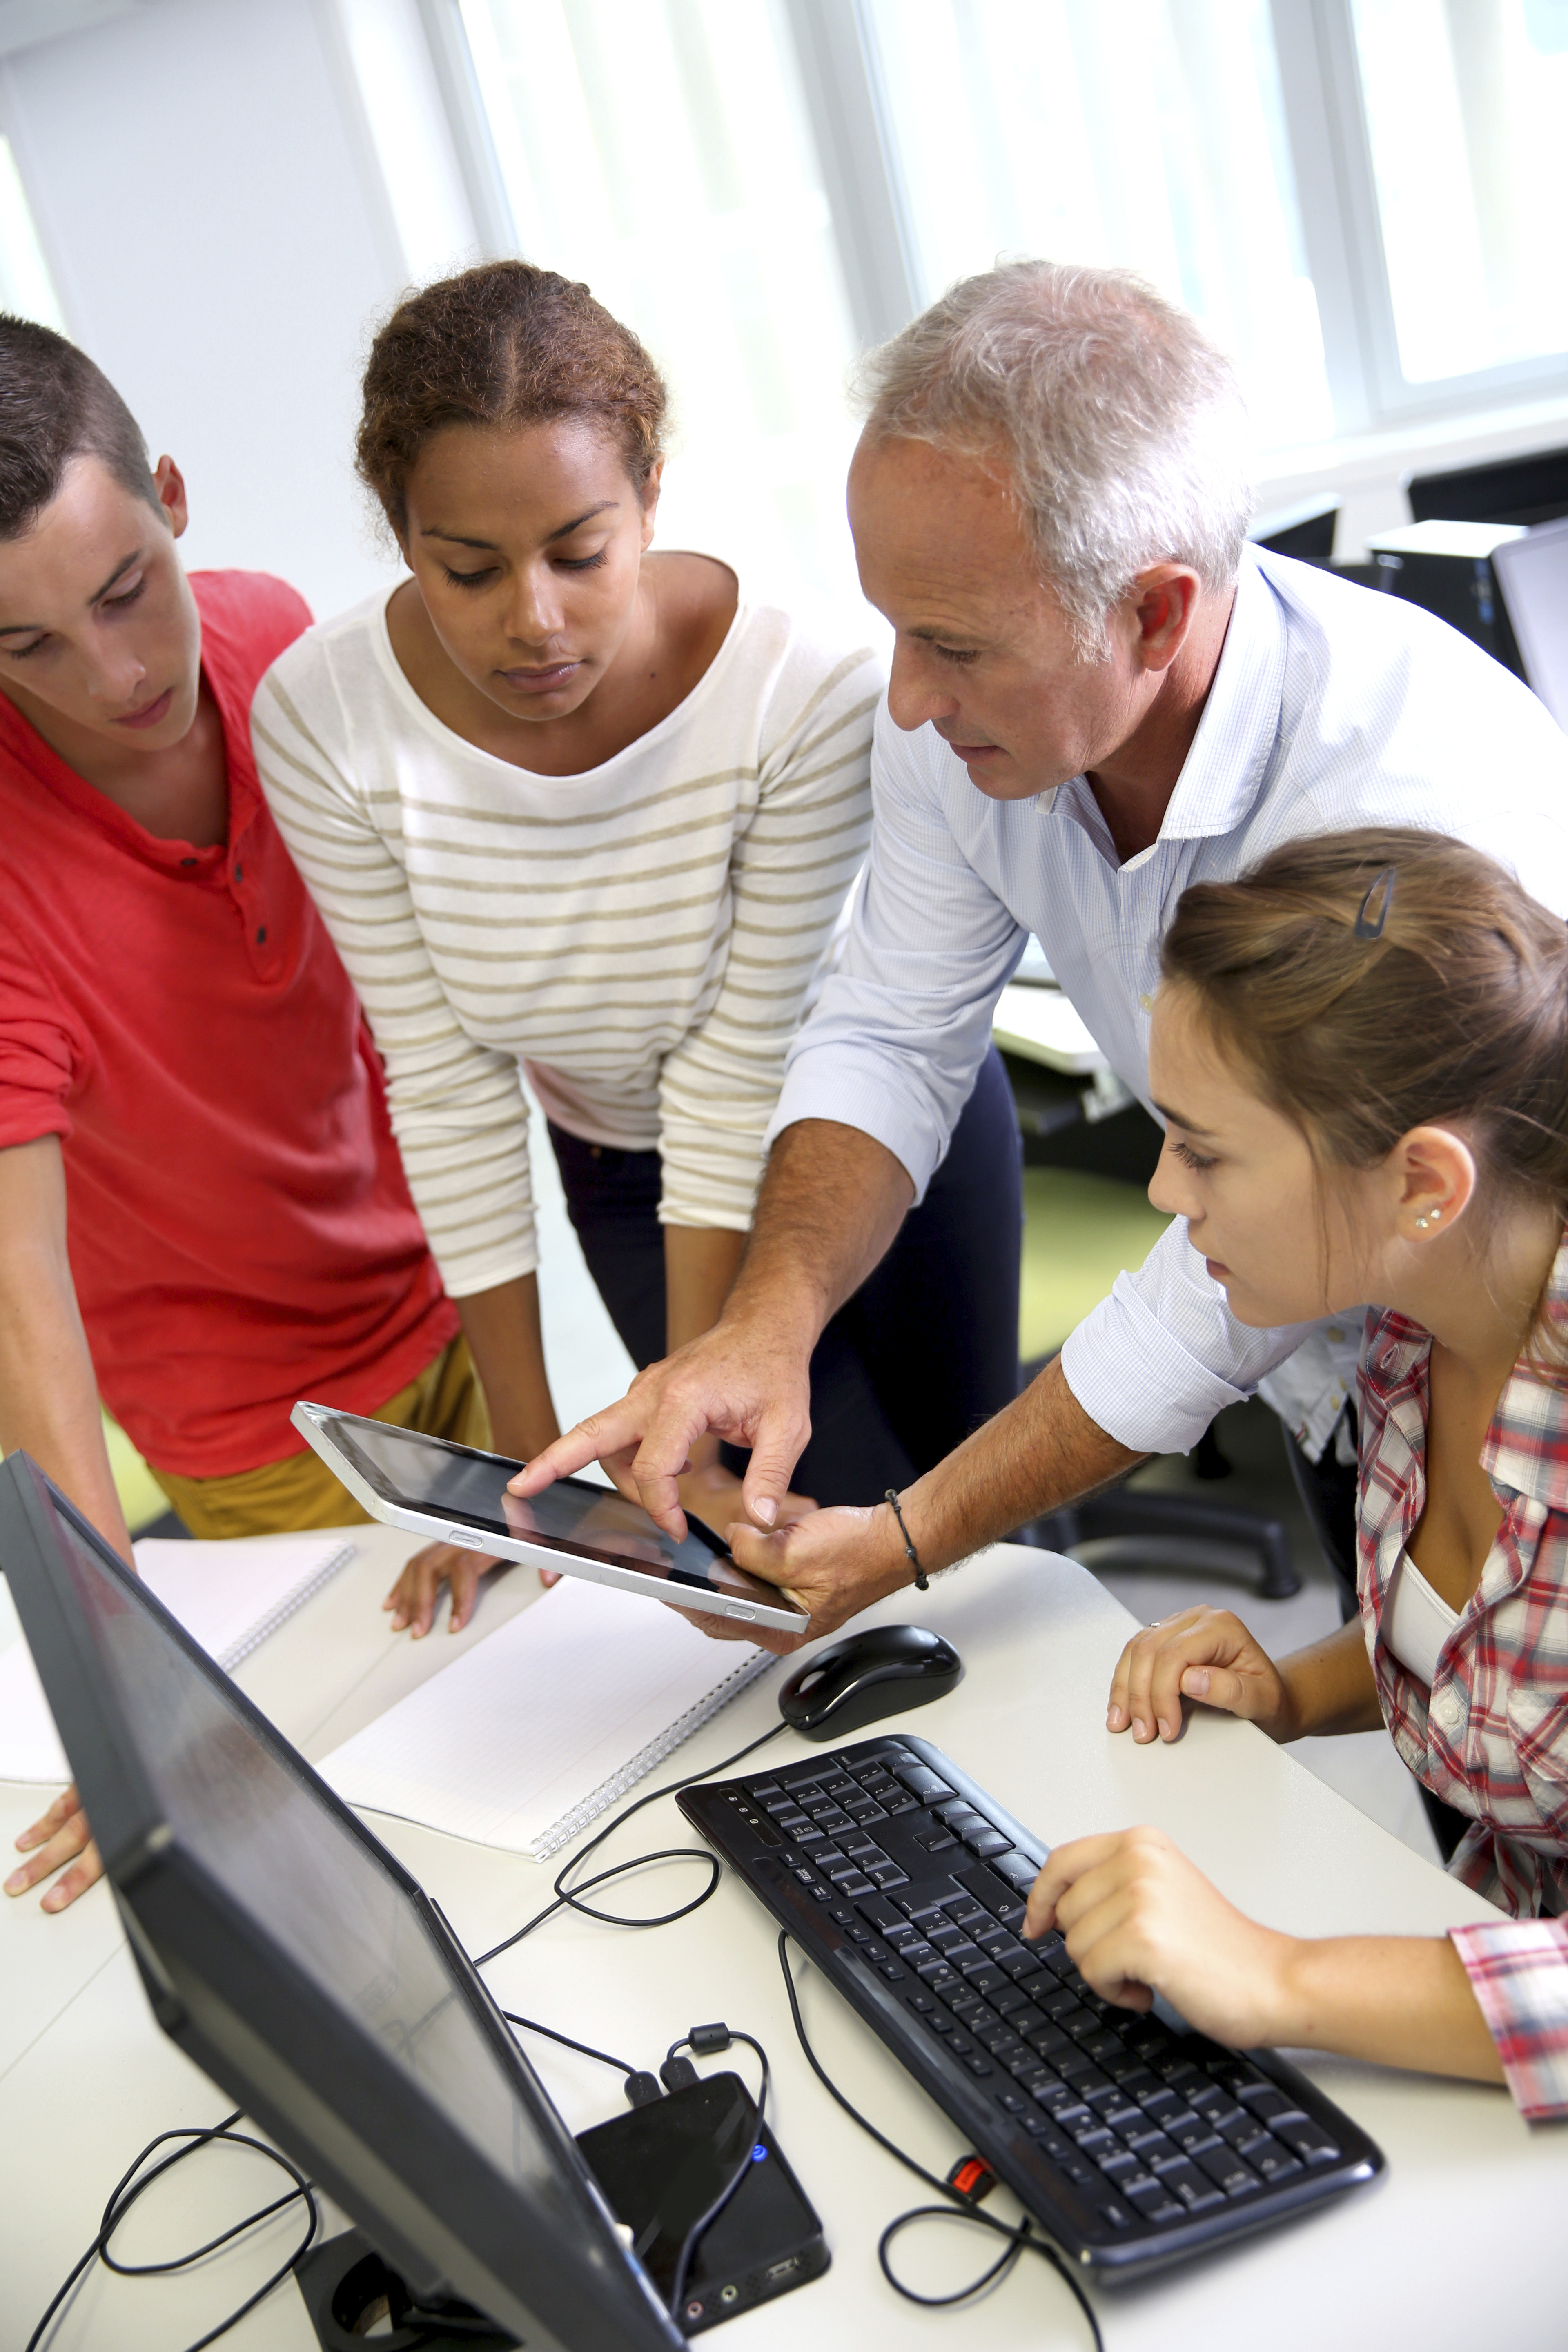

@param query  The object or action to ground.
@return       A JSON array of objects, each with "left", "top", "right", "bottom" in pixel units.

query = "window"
[
  {"left": 437, "top": 0, "right": 1568, "bottom": 581},
  {"left": 860, "top": 0, "right": 1333, "bottom": 448},
  {"left": 0, "top": 134, "right": 64, "bottom": 332},
  {"left": 455, "top": 0, "right": 863, "bottom": 599},
  {"left": 1347, "top": 0, "right": 1568, "bottom": 388}
]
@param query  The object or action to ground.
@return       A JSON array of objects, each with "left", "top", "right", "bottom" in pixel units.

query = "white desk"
[{"left": 3, "top": 1528, "right": 1562, "bottom": 2349}]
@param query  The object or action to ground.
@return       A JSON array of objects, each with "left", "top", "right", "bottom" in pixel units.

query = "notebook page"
[
  {"left": 318, "top": 1576, "right": 773, "bottom": 1858},
  {"left": 0, "top": 1532, "right": 356, "bottom": 1783}
]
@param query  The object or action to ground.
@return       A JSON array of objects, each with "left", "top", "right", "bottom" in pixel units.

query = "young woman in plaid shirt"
[{"left": 1026, "top": 826, "right": 1568, "bottom": 2120}]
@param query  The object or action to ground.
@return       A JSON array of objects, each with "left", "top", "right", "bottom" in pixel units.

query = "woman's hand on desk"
[
  {"left": 385, "top": 1541, "right": 506, "bottom": 1638},
  {"left": 6, "top": 1782, "right": 104, "bottom": 1912},
  {"left": 1107, "top": 1606, "right": 1296, "bottom": 1745}
]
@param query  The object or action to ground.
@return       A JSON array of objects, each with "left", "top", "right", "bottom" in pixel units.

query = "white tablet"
[{"left": 290, "top": 1401, "right": 809, "bottom": 1635}]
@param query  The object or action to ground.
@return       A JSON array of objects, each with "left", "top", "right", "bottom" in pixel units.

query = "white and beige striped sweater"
[{"left": 252, "top": 589, "right": 879, "bottom": 1298}]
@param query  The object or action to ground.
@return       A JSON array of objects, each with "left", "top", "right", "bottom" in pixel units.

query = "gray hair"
[{"left": 854, "top": 261, "right": 1253, "bottom": 655}]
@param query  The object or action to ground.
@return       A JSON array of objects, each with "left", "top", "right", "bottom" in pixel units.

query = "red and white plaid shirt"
[{"left": 1358, "top": 1246, "right": 1568, "bottom": 2118}]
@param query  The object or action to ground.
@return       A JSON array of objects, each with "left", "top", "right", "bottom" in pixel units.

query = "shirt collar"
[
  {"left": 1483, "top": 1233, "right": 1568, "bottom": 1511},
  {"left": 1034, "top": 547, "right": 1286, "bottom": 853}
]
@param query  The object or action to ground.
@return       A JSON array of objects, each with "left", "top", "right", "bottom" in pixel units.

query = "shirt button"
[
  {"left": 234, "top": 862, "right": 244, "bottom": 882},
  {"left": 1434, "top": 1689, "right": 1463, "bottom": 1731},
  {"left": 256, "top": 926, "right": 267, "bottom": 944},
  {"left": 180, "top": 856, "right": 198, "bottom": 869},
  {"left": 1138, "top": 992, "right": 1153, "bottom": 1012},
  {"left": 1326, "top": 1326, "right": 1345, "bottom": 1343}
]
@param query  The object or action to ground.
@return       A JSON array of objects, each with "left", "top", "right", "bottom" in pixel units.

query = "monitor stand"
[{"left": 294, "top": 2228, "right": 520, "bottom": 2350}]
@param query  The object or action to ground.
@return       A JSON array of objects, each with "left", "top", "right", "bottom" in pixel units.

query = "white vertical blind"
[
  {"left": 458, "top": 0, "right": 864, "bottom": 600},
  {"left": 0, "top": 134, "right": 63, "bottom": 330},
  {"left": 859, "top": 0, "right": 1333, "bottom": 449},
  {"left": 1350, "top": 0, "right": 1568, "bottom": 387}
]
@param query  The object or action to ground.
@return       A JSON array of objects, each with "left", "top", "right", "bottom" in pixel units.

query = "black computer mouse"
[{"left": 777, "top": 1624, "right": 963, "bottom": 1741}]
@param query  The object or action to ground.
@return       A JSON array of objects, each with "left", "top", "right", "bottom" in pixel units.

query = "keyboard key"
[
  {"left": 1022, "top": 2023, "right": 1073, "bottom": 2063},
  {"left": 824, "top": 1858, "right": 863, "bottom": 1883},
  {"left": 1125, "top": 2180, "right": 1185, "bottom": 2224},
  {"left": 964, "top": 2056, "right": 994, "bottom": 2078},
  {"left": 1100, "top": 2100, "right": 1143, "bottom": 2134},
  {"left": 996, "top": 2091, "right": 1027, "bottom": 2114},
  {"left": 775, "top": 1811, "right": 811, "bottom": 1835},
  {"left": 1082, "top": 2030, "right": 1125, "bottom": 2065},
  {"left": 1095, "top": 2199, "right": 1134, "bottom": 2230},
  {"left": 906, "top": 1991, "right": 936, "bottom": 2013},
  {"left": 916, "top": 1828, "right": 959, "bottom": 1854},
  {"left": 926, "top": 1922, "right": 971, "bottom": 1953},
  {"left": 922, "top": 2011, "right": 956, "bottom": 2038},
  {"left": 991, "top": 1985, "right": 1033, "bottom": 2019},
  {"left": 946, "top": 2032, "right": 976, "bottom": 2057},
  {"left": 1009, "top": 2056, "right": 1050, "bottom": 2085},
  {"left": 836, "top": 1872, "right": 874, "bottom": 1899},
  {"left": 962, "top": 1828, "right": 1016, "bottom": 1860},
  {"left": 945, "top": 1895, "right": 988, "bottom": 1926},
  {"left": 822, "top": 1776, "right": 858, "bottom": 1797},
  {"left": 847, "top": 1800, "right": 888, "bottom": 1825},
  {"left": 936, "top": 1802, "right": 991, "bottom": 1833},
  {"left": 878, "top": 1963, "right": 905, "bottom": 1981},
  {"left": 1136, "top": 2135, "right": 1183, "bottom": 2173},
  {"left": 814, "top": 1806, "right": 854, "bottom": 1833},
  {"left": 855, "top": 1893, "right": 904, "bottom": 1933},
  {"left": 919, "top": 1966, "right": 964, "bottom": 1998},
  {"left": 883, "top": 1794, "right": 920, "bottom": 1816},
  {"left": 1096, "top": 2145, "right": 1138, "bottom": 2176},
  {"left": 1167, "top": 2114, "right": 1221, "bottom": 2157},
  {"left": 844, "top": 1924, "right": 874, "bottom": 1944},
  {"left": 868, "top": 1862, "right": 910, "bottom": 1889},
  {"left": 893, "top": 1764, "right": 954, "bottom": 1802},
  {"left": 1133, "top": 2086, "right": 1180, "bottom": 2120},
  {"left": 1072, "top": 2126, "right": 1116, "bottom": 2158},
  {"left": 999, "top": 1950, "right": 1047, "bottom": 1983},
  {"left": 964, "top": 1964, "right": 1009, "bottom": 1998},
  {"left": 1251, "top": 2144, "right": 1304, "bottom": 2184},
  {"left": 993, "top": 1851, "right": 1043, "bottom": 1894},
  {"left": 1275, "top": 2117, "right": 1342, "bottom": 2165},
  {"left": 837, "top": 1831, "right": 880, "bottom": 1857},
  {"left": 1195, "top": 2145, "right": 1263, "bottom": 2198},
  {"left": 1238, "top": 2086, "right": 1307, "bottom": 2125},
  {"left": 1158, "top": 2160, "right": 1226, "bottom": 2215},
  {"left": 896, "top": 1883, "right": 965, "bottom": 1922}
]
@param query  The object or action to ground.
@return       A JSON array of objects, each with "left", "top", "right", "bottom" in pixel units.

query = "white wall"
[{"left": 0, "top": 0, "right": 477, "bottom": 618}]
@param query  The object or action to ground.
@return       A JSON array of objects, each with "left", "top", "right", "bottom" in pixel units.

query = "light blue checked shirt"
[{"left": 770, "top": 548, "right": 1568, "bottom": 1459}]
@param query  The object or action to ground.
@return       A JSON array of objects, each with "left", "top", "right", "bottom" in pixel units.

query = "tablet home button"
[
  {"left": 726, "top": 1602, "right": 758, "bottom": 1621},
  {"left": 444, "top": 1526, "right": 487, "bottom": 1550}
]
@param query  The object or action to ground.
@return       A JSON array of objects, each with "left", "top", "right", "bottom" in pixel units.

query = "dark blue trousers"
[{"left": 547, "top": 1047, "right": 1023, "bottom": 1508}]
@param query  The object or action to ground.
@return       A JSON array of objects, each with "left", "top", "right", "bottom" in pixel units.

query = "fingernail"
[
  {"left": 1182, "top": 1667, "right": 1210, "bottom": 1698},
  {"left": 1132, "top": 1717, "right": 1149, "bottom": 1740},
  {"left": 1106, "top": 1704, "right": 1126, "bottom": 1730},
  {"left": 5, "top": 1869, "right": 25, "bottom": 1893},
  {"left": 42, "top": 1889, "right": 63, "bottom": 1912},
  {"left": 753, "top": 1498, "right": 777, "bottom": 1526},
  {"left": 1157, "top": 1717, "right": 1174, "bottom": 1741}
]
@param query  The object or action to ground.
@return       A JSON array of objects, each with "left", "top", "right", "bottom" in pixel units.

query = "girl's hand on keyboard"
[
  {"left": 1106, "top": 1606, "right": 1293, "bottom": 1744},
  {"left": 1023, "top": 1824, "right": 1292, "bottom": 2049}
]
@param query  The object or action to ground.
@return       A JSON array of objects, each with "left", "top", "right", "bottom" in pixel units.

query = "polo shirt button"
[
  {"left": 1138, "top": 992, "right": 1153, "bottom": 1012},
  {"left": 1327, "top": 1327, "right": 1345, "bottom": 1343},
  {"left": 180, "top": 856, "right": 198, "bottom": 868},
  {"left": 256, "top": 926, "right": 267, "bottom": 944}
]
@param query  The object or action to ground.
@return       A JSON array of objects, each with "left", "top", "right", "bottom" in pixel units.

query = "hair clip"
[{"left": 1353, "top": 866, "right": 1396, "bottom": 940}]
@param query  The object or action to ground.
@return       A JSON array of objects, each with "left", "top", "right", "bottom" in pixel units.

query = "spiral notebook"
[
  {"left": 0, "top": 1530, "right": 356, "bottom": 1783},
  {"left": 318, "top": 1575, "right": 775, "bottom": 1861}
]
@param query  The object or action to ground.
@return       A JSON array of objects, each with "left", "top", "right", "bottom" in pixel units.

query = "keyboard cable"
[{"left": 778, "top": 1931, "right": 1105, "bottom": 2350}]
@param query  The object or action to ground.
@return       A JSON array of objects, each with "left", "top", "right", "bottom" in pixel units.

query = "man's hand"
[
  {"left": 6, "top": 1783, "right": 104, "bottom": 1912},
  {"left": 1023, "top": 1824, "right": 1293, "bottom": 2048},
  {"left": 690, "top": 1501, "right": 915, "bottom": 1655},
  {"left": 384, "top": 1539, "right": 506, "bottom": 1637},
  {"left": 509, "top": 1305, "right": 817, "bottom": 1541},
  {"left": 1106, "top": 1606, "right": 1294, "bottom": 1745}
]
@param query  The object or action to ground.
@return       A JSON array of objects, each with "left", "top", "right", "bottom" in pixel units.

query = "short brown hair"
[
  {"left": 356, "top": 261, "right": 668, "bottom": 537},
  {"left": 0, "top": 316, "right": 156, "bottom": 540},
  {"left": 1162, "top": 825, "right": 1568, "bottom": 1245}
]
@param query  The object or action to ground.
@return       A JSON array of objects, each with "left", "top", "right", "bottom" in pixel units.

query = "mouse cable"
[
  {"left": 777, "top": 1934, "right": 1105, "bottom": 2352},
  {"left": 473, "top": 1718, "right": 789, "bottom": 1967},
  {"left": 24, "top": 2108, "right": 318, "bottom": 2352}
]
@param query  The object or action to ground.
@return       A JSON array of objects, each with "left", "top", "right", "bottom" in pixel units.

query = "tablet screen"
[{"left": 316, "top": 1412, "right": 803, "bottom": 1618}]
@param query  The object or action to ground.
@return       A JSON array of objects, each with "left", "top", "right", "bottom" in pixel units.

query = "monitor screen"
[
  {"left": 1492, "top": 515, "right": 1568, "bottom": 731},
  {"left": 0, "top": 1454, "right": 681, "bottom": 2352}
]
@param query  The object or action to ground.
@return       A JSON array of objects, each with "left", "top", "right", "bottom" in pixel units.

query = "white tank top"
[{"left": 1382, "top": 1548, "right": 1461, "bottom": 1686}]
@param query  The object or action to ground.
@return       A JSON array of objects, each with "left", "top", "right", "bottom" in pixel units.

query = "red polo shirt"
[{"left": 0, "top": 569, "right": 457, "bottom": 1476}]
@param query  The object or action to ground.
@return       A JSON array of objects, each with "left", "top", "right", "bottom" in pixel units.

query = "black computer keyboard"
[{"left": 678, "top": 1733, "right": 1383, "bottom": 2280}]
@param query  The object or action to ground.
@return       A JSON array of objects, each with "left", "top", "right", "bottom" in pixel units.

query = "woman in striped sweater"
[{"left": 254, "top": 262, "right": 1022, "bottom": 1637}]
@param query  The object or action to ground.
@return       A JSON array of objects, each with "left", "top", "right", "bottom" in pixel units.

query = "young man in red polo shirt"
[{"left": 0, "top": 322, "right": 551, "bottom": 1914}]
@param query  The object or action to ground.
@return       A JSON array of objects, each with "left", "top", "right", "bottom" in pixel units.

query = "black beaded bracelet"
[{"left": 884, "top": 1488, "right": 929, "bottom": 1591}]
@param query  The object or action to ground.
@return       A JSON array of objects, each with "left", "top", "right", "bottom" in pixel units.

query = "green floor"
[{"left": 1019, "top": 1168, "right": 1171, "bottom": 1364}]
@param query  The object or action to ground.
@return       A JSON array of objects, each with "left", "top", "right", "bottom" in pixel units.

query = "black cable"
[
  {"left": 663, "top": 2029, "right": 771, "bottom": 2321},
  {"left": 25, "top": 2108, "right": 317, "bottom": 2352},
  {"left": 501, "top": 2011, "right": 638, "bottom": 2080},
  {"left": 474, "top": 1719, "right": 788, "bottom": 1966},
  {"left": 777, "top": 1934, "right": 1104, "bottom": 2351}
]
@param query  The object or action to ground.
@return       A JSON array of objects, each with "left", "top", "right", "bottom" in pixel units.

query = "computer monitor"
[
  {"left": 0, "top": 1451, "right": 683, "bottom": 2352},
  {"left": 1491, "top": 514, "right": 1568, "bottom": 733},
  {"left": 1407, "top": 443, "right": 1568, "bottom": 530}
]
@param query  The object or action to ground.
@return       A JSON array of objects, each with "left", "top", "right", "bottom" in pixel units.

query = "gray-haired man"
[{"left": 514, "top": 259, "right": 1568, "bottom": 1647}]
